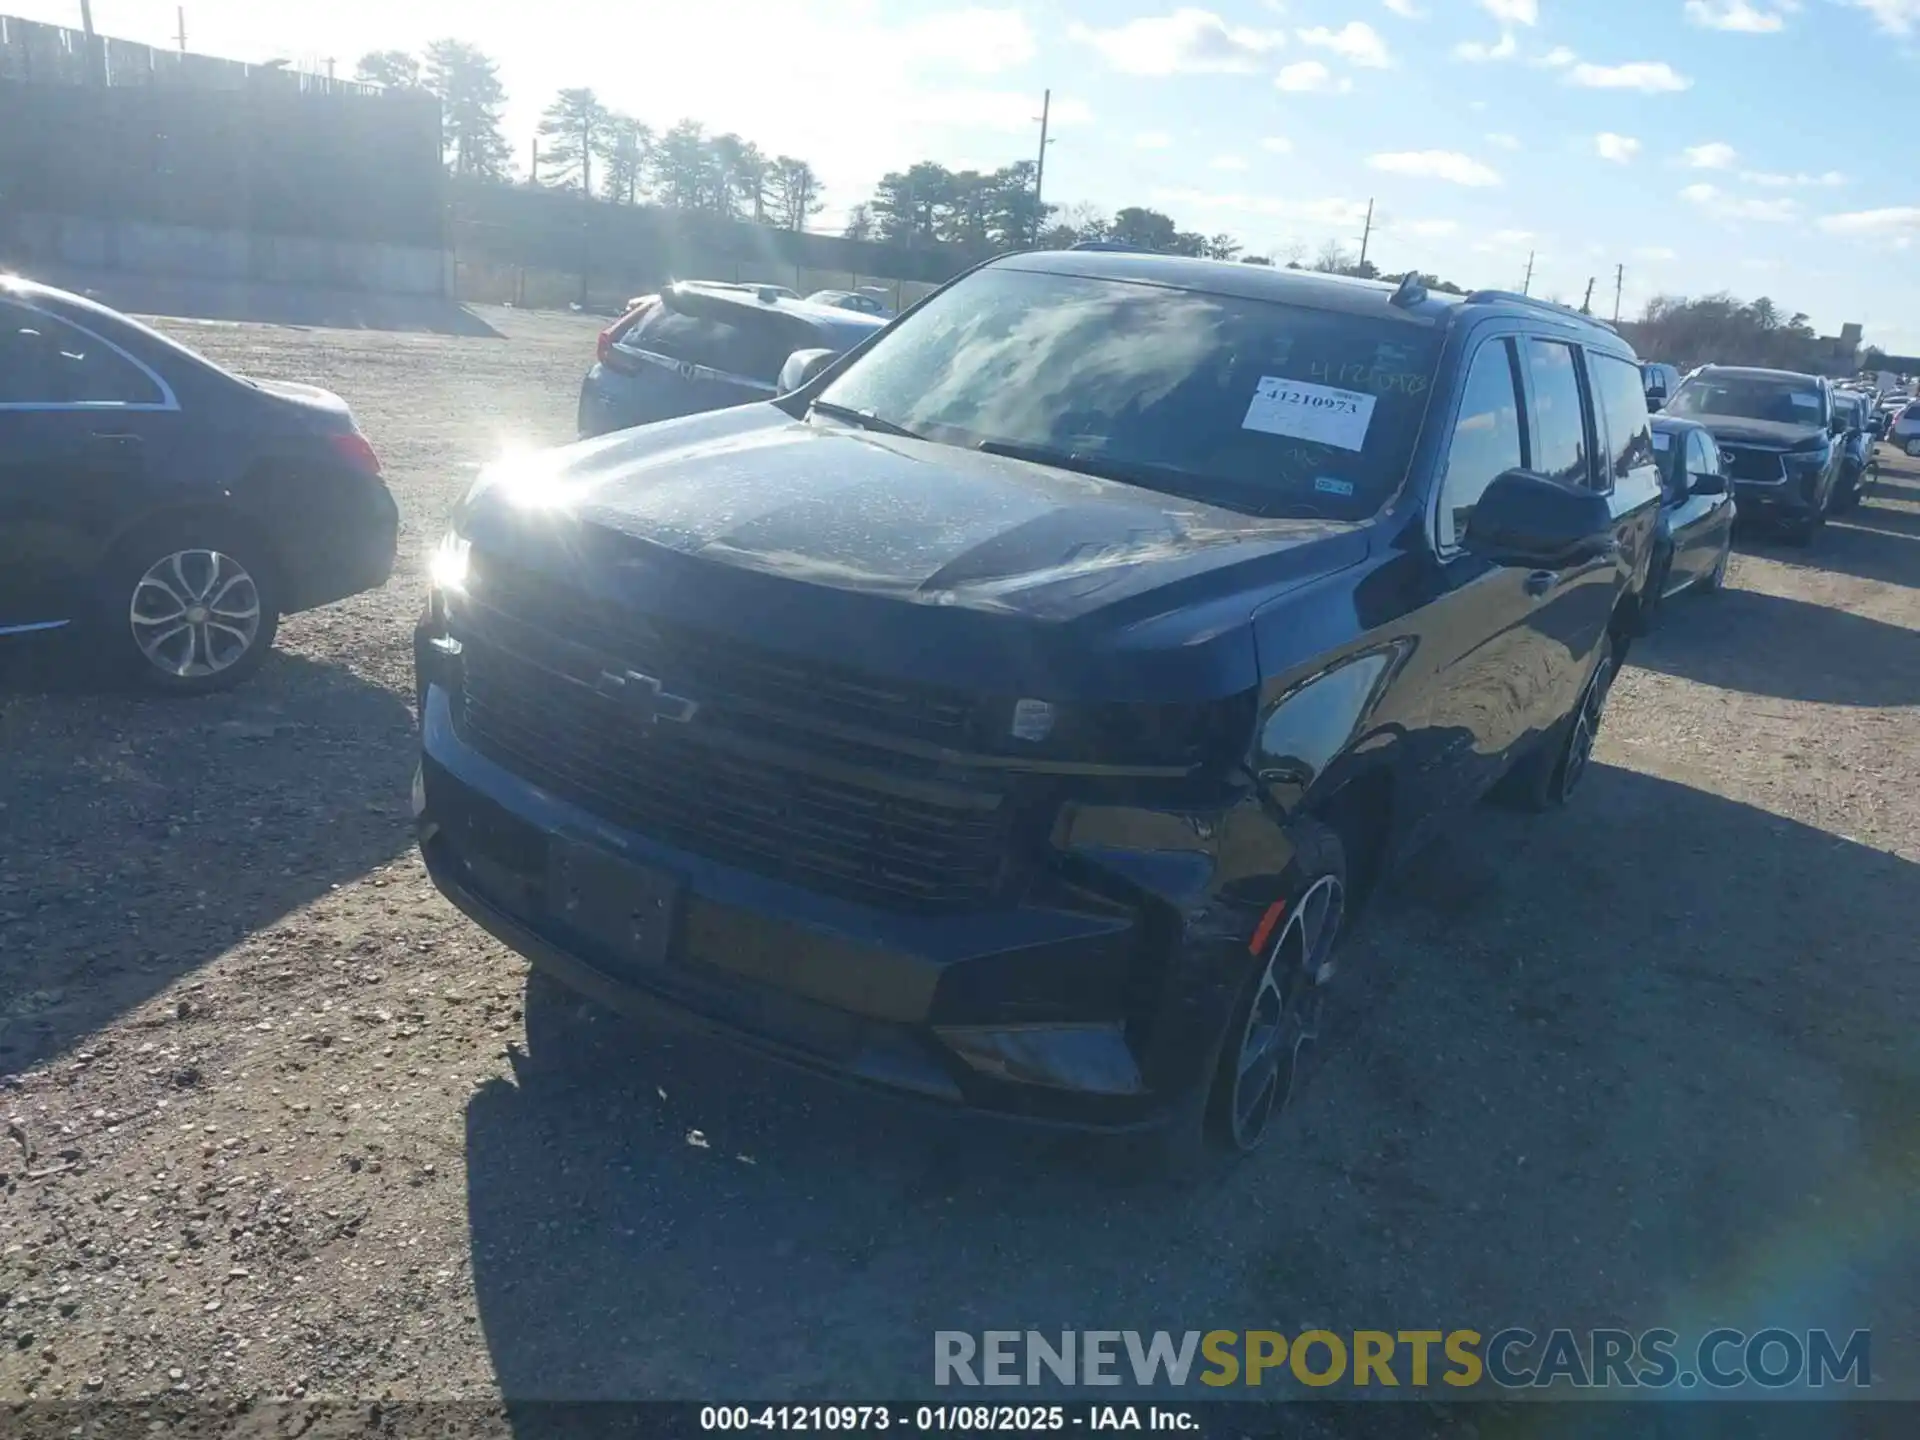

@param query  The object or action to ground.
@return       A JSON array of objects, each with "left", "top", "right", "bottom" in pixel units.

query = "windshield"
[
  {"left": 1666, "top": 376, "right": 1825, "bottom": 426},
  {"left": 814, "top": 265, "right": 1441, "bottom": 520}
]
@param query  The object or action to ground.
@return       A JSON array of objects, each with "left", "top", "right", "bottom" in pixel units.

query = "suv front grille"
[
  {"left": 453, "top": 628, "right": 1013, "bottom": 914},
  {"left": 470, "top": 557, "right": 977, "bottom": 745},
  {"left": 1719, "top": 445, "right": 1785, "bottom": 484}
]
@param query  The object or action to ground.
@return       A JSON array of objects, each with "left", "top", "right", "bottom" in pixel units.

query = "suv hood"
[
  {"left": 458, "top": 404, "right": 1372, "bottom": 702},
  {"left": 1686, "top": 414, "right": 1824, "bottom": 449}
]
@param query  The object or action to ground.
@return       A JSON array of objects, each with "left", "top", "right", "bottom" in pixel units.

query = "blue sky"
[{"left": 22, "top": 0, "right": 1920, "bottom": 351}]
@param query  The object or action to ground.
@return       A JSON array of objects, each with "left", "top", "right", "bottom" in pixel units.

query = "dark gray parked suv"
[{"left": 1662, "top": 366, "right": 1843, "bottom": 545}]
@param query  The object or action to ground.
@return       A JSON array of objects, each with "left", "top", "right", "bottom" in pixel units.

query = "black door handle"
[
  {"left": 1524, "top": 570, "right": 1558, "bottom": 598},
  {"left": 90, "top": 431, "right": 143, "bottom": 447}
]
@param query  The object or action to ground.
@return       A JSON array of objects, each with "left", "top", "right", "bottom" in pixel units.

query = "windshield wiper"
[{"left": 807, "top": 401, "right": 924, "bottom": 441}]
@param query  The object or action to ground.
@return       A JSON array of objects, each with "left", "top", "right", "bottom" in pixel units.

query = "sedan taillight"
[
  {"left": 328, "top": 430, "right": 382, "bottom": 475},
  {"left": 597, "top": 298, "right": 655, "bottom": 371}
]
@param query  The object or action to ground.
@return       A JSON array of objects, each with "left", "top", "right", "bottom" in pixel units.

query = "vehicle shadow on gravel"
[
  {"left": 461, "top": 765, "right": 1919, "bottom": 1405},
  {"left": 0, "top": 650, "right": 416, "bottom": 1077},
  {"left": 1628, "top": 584, "right": 1920, "bottom": 706}
]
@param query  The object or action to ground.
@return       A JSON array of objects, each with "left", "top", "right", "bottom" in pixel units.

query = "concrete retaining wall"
[{"left": 13, "top": 213, "right": 450, "bottom": 297}]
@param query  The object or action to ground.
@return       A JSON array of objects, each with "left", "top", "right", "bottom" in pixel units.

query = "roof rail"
[{"left": 1465, "top": 289, "right": 1619, "bottom": 332}]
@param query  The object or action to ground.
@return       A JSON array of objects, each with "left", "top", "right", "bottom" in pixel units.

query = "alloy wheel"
[
  {"left": 130, "top": 549, "right": 263, "bottom": 680},
  {"left": 1227, "top": 872, "right": 1345, "bottom": 1151},
  {"left": 1558, "top": 646, "right": 1617, "bottom": 801}
]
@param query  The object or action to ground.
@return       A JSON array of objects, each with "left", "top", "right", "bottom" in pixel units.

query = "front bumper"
[
  {"left": 412, "top": 665, "right": 1255, "bottom": 1131},
  {"left": 1732, "top": 468, "right": 1824, "bottom": 522}
]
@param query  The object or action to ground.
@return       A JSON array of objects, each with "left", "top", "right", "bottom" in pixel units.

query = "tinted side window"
[
  {"left": 1589, "top": 352, "right": 1656, "bottom": 487},
  {"left": 0, "top": 304, "right": 164, "bottom": 406},
  {"left": 1524, "top": 339, "right": 1591, "bottom": 486},
  {"left": 1439, "top": 339, "right": 1525, "bottom": 549},
  {"left": 1691, "top": 432, "right": 1720, "bottom": 477}
]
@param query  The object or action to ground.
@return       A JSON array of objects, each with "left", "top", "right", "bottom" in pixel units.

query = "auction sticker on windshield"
[{"left": 1243, "top": 377, "right": 1377, "bottom": 452}]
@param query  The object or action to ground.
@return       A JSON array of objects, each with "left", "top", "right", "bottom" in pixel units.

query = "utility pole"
[
  {"left": 174, "top": 6, "right": 187, "bottom": 52},
  {"left": 1580, "top": 276, "right": 1596, "bottom": 315},
  {"left": 1356, "top": 197, "right": 1374, "bottom": 273},
  {"left": 78, "top": 0, "right": 104, "bottom": 84},
  {"left": 325, "top": 57, "right": 336, "bottom": 81},
  {"left": 1032, "top": 88, "right": 1053, "bottom": 247},
  {"left": 1612, "top": 263, "right": 1624, "bottom": 324},
  {"left": 1521, "top": 251, "right": 1535, "bottom": 295},
  {"left": 530, "top": 139, "right": 540, "bottom": 186}
]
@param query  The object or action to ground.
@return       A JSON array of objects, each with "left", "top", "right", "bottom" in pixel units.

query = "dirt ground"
[{"left": 1, "top": 307, "right": 1915, "bottom": 1409}]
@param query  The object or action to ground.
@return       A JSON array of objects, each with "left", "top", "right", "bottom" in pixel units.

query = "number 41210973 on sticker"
[{"left": 1242, "top": 376, "right": 1377, "bottom": 453}]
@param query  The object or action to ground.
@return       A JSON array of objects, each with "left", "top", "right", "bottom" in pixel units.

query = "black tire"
[
  {"left": 1495, "top": 630, "right": 1620, "bottom": 812},
  {"left": 1149, "top": 818, "right": 1349, "bottom": 1176},
  {"left": 96, "top": 518, "right": 281, "bottom": 695}
]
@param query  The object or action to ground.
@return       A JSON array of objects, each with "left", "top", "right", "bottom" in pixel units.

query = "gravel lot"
[{"left": 1, "top": 306, "right": 1915, "bottom": 1408}]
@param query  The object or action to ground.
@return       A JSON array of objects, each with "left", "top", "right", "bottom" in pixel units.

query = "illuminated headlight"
[{"left": 428, "top": 531, "right": 471, "bottom": 592}]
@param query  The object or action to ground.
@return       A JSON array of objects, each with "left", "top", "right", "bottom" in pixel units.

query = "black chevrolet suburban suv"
[
  {"left": 1662, "top": 365, "right": 1844, "bottom": 545},
  {"left": 414, "top": 254, "right": 1660, "bottom": 1161}
]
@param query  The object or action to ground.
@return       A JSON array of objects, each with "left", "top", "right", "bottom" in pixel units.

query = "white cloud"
[
  {"left": 1404, "top": 218, "right": 1461, "bottom": 237},
  {"left": 1070, "top": 9, "right": 1285, "bottom": 75},
  {"left": 1742, "top": 169, "right": 1848, "bottom": 187},
  {"left": 1635, "top": 246, "right": 1679, "bottom": 260},
  {"left": 1481, "top": 0, "right": 1538, "bottom": 23},
  {"left": 1275, "top": 60, "right": 1353, "bottom": 91},
  {"left": 1845, "top": 0, "right": 1920, "bottom": 34},
  {"left": 892, "top": 9, "right": 1038, "bottom": 72},
  {"left": 1534, "top": 45, "right": 1579, "bottom": 66},
  {"left": 1150, "top": 190, "right": 1373, "bottom": 229},
  {"left": 1298, "top": 21, "right": 1394, "bottom": 66},
  {"left": 1684, "top": 0, "right": 1799, "bottom": 32},
  {"left": 1455, "top": 32, "right": 1519, "bottom": 60},
  {"left": 1486, "top": 132, "right": 1522, "bottom": 150},
  {"left": 1210, "top": 155, "right": 1250, "bottom": 170},
  {"left": 1595, "top": 133, "right": 1641, "bottom": 162},
  {"left": 1261, "top": 136, "right": 1295, "bottom": 153},
  {"left": 1382, "top": 0, "right": 1427, "bottom": 14},
  {"left": 1367, "top": 150, "right": 1503, "bottom": 186},
  {"left": 1684, "top": 141, "right": 1738, "bottom": 168},
  {"left": 1472, "top": 227, "right": 1535, "bottom": 254},
  {"left": 1819, "top": 207, "right": 1920, "bottom": 234},
  {"left": 1566, "top": 60, "right": 1693, "bottom": 91},
  {"left": 1135, "top": 131, "right": 1173, "bottom": 149},
  {"left": 1680, "top": 183, "right": 1798, "bottom": 221}
]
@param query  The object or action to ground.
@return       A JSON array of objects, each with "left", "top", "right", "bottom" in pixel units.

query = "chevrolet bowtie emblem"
[{"left": 595, "top": 669, "right": 699, "bottom": 726}]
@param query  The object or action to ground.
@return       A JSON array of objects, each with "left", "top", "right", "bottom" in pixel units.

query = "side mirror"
[
  {"left": 1689, "top": 471, "right": 1727, "bottom": 497},
  {"left": 1462, "top": 469, "right": 1619, "bottom": 569},
  {"left": 777, "top": 348, "right": 838, "bottom": 397}
]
